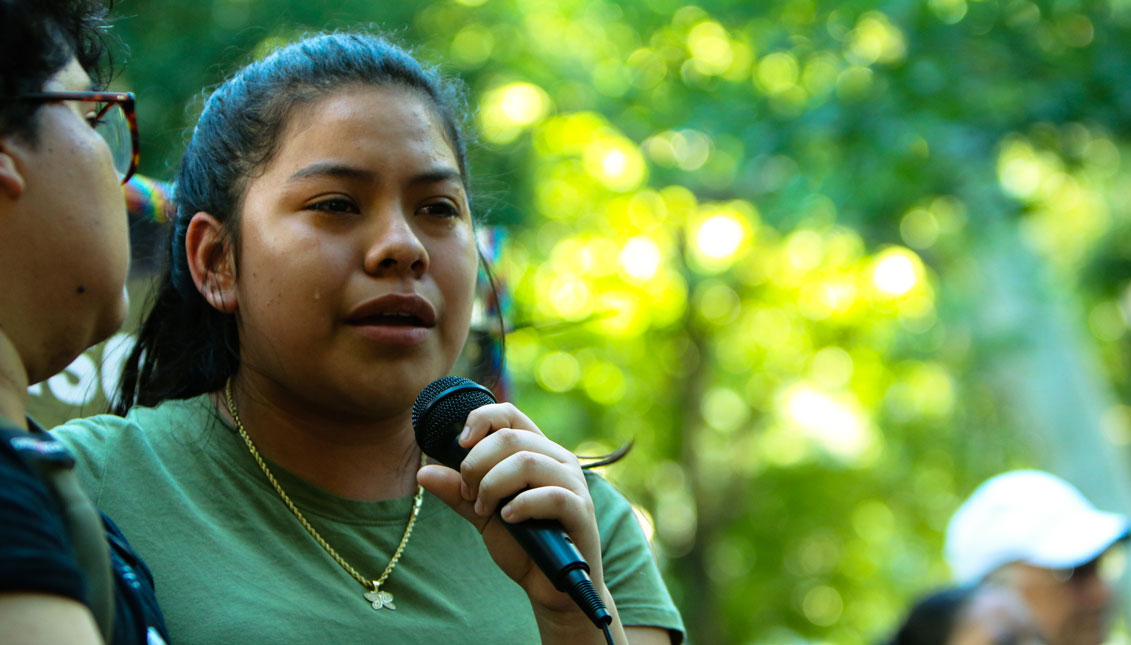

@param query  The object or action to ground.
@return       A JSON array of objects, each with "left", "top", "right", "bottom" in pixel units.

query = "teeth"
[{"left": 364, "top": 312, "right": 419, "bottom": 325}]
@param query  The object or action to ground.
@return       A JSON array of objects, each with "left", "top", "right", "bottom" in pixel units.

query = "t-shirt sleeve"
[
  {"left": 588, "top": 471, "right": 685, "bottom": 644},
  {"left": 50, "top": 416, "right": 119, "bottom": 503},
  {"left": 0, "top": 428, "right": 87, "bottom": 603}
]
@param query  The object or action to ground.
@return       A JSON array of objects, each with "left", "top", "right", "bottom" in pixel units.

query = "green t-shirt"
[{"left": 52, "top": 395, "right": 684, "bottom": 644}]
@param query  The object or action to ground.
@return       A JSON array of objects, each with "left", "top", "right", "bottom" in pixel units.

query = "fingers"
[
  {"left": 459, "top": 402, "right": 540, "bottom": 447},
  {"left": 471, "top": 449, "right": 587, "bottom": 518},
  {"left": 498, "top": 484, "right": 596, "bottom": 537},
  {"left": 447, "top": 402, "right": 594, "bottom": 538},
  {"left": 430, "top": 402, "right": 607, "bottom": 602},
  {"left": 460, "top": 427, "right": 581, "bottom": 503},
  {"left": 417, "top": 464, "right": 487, "bottom": 530}
]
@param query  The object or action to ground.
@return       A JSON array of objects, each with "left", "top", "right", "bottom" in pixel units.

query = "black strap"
[{"left": 22, "top": 424, "right": 116, "bottom": 643}]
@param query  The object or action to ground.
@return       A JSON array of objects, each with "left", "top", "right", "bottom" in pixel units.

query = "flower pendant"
[{"left": 364, "top": 588, "right": 395, "bottom": 611}]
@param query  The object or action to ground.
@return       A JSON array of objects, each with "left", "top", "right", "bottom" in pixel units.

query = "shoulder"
[
  {"left": 584, "top": 470, "right": 641, "bottom": 535},
  {"left": 50, "top": 395, "right": 220, "bottom": 495},
  {"left": 52, "top": 395, "right": 216, "bottom": 452},
  {"left": 49, "top": 412, "right": 142, "bottom": 490},
  {"left": 584, "top": 470, "right": 655, "bottom": 562}
]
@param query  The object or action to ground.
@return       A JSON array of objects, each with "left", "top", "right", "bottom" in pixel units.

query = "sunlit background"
[{"left": 28, "top": 0, "right": 1131, "bottom": 642}]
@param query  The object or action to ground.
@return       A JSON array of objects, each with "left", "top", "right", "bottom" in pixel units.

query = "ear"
[
  {"left": 0, "top": 137, "right": 27, "bottom": 200},
  {"left": 185, "top": 212, "right": 238, "bottom": 313}
]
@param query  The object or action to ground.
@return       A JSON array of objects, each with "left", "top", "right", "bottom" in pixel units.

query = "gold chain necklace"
[{"left": 224, "top": 380, "right": 424, "bottom": 611}]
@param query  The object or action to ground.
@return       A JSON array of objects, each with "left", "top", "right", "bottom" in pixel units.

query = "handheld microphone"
[{"left": 412, "top": 376, "right": 613, "bottom": 630}]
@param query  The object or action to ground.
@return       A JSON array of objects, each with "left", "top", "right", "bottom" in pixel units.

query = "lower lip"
[{"left": 349, "top": 324, "right": 431, "bottom": 346}]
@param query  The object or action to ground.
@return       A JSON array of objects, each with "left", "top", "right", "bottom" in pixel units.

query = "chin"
[{"left": 92, "top": 294, "right": 130, "bottom": 345}]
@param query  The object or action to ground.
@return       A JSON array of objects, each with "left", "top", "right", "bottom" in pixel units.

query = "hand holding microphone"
[{"left": 413, "top": 377, "right": 614, "bottom": 633}]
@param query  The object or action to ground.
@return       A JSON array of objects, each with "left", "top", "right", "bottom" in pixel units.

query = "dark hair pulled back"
[{"left": 112, "top": 32, "right": 471, "bottom": 415}]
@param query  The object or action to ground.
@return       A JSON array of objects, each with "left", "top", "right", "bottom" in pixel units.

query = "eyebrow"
[
  {"left": 409, "top": 168, "right": 463, "bottom": 186},
  {"left": 286, "top": 163, "right": 463, "bottom": 188},
  {"left": 287, "top": 162, "right": 376, "bottom": 183}
]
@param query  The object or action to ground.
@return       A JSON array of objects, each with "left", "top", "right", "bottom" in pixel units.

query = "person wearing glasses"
[
  {"left": 0, "top": 0, "right": 166, "bottom": 643},
  {"left": 945, "top": 470, "right": 1130, "bottom": 645}
]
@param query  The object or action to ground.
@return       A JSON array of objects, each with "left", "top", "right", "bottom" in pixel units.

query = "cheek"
[
  {"left": 69, "top": 123, "right": 120, "bottom": 188},
  {"left": 454, "top": 246, "right": 481, "bottom": 314},
  {"left": 238, "top": 227, "right": 345, "bottom": 316},
  {"left": 436, "top": 243, "right": 480, "bottom": 331}
]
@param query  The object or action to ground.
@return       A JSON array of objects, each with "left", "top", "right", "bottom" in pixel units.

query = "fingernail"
[
  {"left": 460, "top": 481, "right": 472, "bottom": 501},
  {"left": 501, "top": 504, "right": 513, "bottom": 520},
  {"left": 459, "top": 426, "right": 470, "bottom": 443},
  {"left": 474, "top": 499, "right": 485, "bottom": 516}
]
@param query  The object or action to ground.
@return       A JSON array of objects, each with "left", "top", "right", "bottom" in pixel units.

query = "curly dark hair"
[{"left": 0, "top": 0, "right": 112, "bottom": 139}]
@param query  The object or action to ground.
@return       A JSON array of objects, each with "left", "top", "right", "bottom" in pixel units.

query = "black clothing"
[{"left": 0, "top": 420, "right": 169, "bottom": 644}]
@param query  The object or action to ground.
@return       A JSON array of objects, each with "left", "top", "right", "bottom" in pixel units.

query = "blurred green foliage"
[{"left": 80, "top": 0, "right": 1131, "bottom": 642}]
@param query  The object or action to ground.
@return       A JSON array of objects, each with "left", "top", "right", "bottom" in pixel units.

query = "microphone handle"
[
  {"left": 501, "top": 507, "right": 587, "bottom": 586},
  {"left": 421, "top": 418, "right": 612, "bottom": 628},
  {"left": 499, "top": 507, "right": 613, "bottom": 629}
]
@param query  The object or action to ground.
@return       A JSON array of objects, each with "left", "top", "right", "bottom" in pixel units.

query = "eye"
[
  {"left": 307, "top": 197, "right": 360, "bottom": 215},
  {"left": 84, "top": 103, "right": 110, "bottom": 129},
  {"left": 418, "top": 201, "right": 461, "bottom": 218}
]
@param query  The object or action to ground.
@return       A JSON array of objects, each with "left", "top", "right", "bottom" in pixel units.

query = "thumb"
[{"left": 418, "top": 464, "right": 486, "bottom": 529}]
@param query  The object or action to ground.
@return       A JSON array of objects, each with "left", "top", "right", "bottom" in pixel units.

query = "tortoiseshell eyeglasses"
[{"left": 16, "top": 91, "right": 138, "bottom": 184}]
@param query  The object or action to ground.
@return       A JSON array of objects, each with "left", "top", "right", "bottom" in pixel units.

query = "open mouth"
[
  {"left": 345, "top": 294, "right": 437, "bottom": 329},
  {"left": 353, "top": 312, "right": 427, "bottom": 327}
]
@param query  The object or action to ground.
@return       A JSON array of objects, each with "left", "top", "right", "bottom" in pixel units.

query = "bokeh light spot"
[
  {"left": 687, "top": 20, "right": 733, "bottom": 75},
  {"left": 810, "top": 347, "right": 854, "bottom": 390},
  {"left": 583, "top": 138, "right": 647, "bottom": 192},
  {"left": 900, "top": 208, "right": 940, "bottom": 249},
  {"left": 536, "top": 351, "right": 581, "bottom": 392},
  {"left": 620, "top": 236, "right": 663, "bottom": 282},
  {"left": 782, "top": 385, "right": 874, "bottom": 462},
  {"left": 756, "top": 52, "right": 800, "bottom": 94},
  {"left": 929, "top": 0, "right": 968, "bottom": 25},
  {"left": 549, "top": 274, "right": 593, "bottom": 319},
  {"left": 582, "top": 360, "right": 627, "bottom": 405},
  {"left": 696, "top": 282, "right": 741, "bottom": 324},
  {"left": 695, "top": 214, "right": 744, "bottom": 259},
  {"left": 499, "top": 82, "right": 550, "bottom": 126},
  {"left": 479, "top": 82, "right": 552, "bottom": 144},
  {"left": 701, "top": 386, "right": 749, "bottom": 432},
  {"left": 802, "top": 585, "right": 844, "bottom": 627},
  {"left": 450, "top": 24, "right": 495, "bottom": 67},
  {"left": 872, "top": 249, "right": 920, "bottom": 296},
  {"left": 848, "top": 12, "right": 906, "bottom": 65}
]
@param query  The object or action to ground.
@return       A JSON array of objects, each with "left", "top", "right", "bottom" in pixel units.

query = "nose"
[{"left": 363, "top": 208, "right": 428, "bottom": 278}]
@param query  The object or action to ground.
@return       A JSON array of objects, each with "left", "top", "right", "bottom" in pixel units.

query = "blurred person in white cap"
[{"left": 945, "top": 470, "right": 1130, "bottom": 645}]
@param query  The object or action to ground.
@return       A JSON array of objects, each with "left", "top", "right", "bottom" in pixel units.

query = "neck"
[
  {"left": 0, "top": 332, "right": 29, "bottom": 429},
  {"left": 222, "top": 371, "right": 421, "bottom": 501}
]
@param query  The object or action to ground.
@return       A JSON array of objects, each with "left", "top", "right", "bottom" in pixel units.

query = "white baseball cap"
[{"left": 945, "top": 469, "right": 1130, "bottom": 585}]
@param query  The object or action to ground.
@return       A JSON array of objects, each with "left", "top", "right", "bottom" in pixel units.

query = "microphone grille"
[{"left": 412, "top": 376, "right": 497, "bottom": 457}]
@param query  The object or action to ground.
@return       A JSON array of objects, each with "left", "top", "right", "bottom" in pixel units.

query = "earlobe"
[
  {"left": 0, "top": 142, "right": 27, "bottom": 200},
  {"left": 184, "top": 212, "right": 238, "bottom": 313}
]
